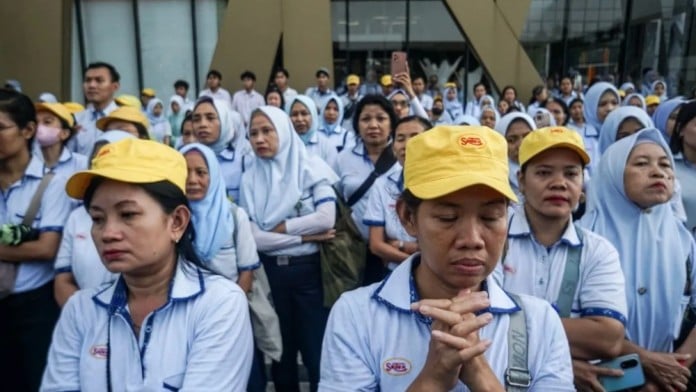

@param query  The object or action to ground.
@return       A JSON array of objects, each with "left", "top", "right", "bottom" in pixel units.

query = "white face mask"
[{"left": 36, "top": 124, "right": 63, "bottom": 147}]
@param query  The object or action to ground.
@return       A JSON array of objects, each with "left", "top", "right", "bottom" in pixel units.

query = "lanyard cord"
[{"left": 106, "top": 315, "right": 112, "bottom": 392}]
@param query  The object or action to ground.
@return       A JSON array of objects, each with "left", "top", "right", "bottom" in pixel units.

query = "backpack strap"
[
  {"left": 346, "top": 147, "right": 396, "bottom": 207},
  {"left": 506, "top": 293, "right": 531, "bottom": 391},
  {"left": 555, "top": 224, "right": 583, "bottom": 317},
  {"left": 23, "top": 172, "right": 55, "bottom": 226}
]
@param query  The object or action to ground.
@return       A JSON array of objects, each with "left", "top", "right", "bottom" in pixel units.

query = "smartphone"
[
  {"left": 391, "top": 51, "right": 408, "bottom": 78},
  {"left": 598, "top": 354, "right": 645, "bottom": 392}
]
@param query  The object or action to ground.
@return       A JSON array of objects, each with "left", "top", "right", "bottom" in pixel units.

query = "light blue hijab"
[
  {"left": 583, "top": 82, "right": 620, "bottom": 131},
  {"left": 652, "top": 97, "right": 685, "bottom": 141},
  {"left": 319, "top": 93, "right": 344, "bottom": 135},
  {"left": 146, "top": 98, "right": 167, "bottom": 126},
  {"left": 599, "top": 106, "right": 654, "bottom": 154},
  {"left": 288, "top": 95, "right": 319, "bottom": 145},
  {"left": 622, "top": 93, "right": 646, "bottom": 111},
  {"left": 179, "top": 143, "right": 234, "bottom": 262},
  {"left": 194, "top": 97, "right": 235, "bottom": 154},
  {"left": 444, "top": 86, "right": 464, "bottom": 118},
  {"left": 651, "top": 80, "right": 668, "bottom": 101},
  {"left": 580, "top": 128, "right": 694, "bottom": 352},
  {"left": 240, "top": 106, "right": 338, "bottom": 231},
  {"left": 494, "top": 112, "right": 536, "bottom": 197}
]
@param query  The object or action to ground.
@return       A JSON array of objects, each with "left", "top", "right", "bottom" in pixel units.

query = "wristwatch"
[{"left": 398, "top": 240, "right": 405, "bottom": 251}]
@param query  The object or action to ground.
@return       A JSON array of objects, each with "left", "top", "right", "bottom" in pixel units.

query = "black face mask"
[{"left": 432, "top": 107, "right": 444, "bottom": 116}]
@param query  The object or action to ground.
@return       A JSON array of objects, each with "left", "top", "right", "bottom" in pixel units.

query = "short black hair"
[
  {"left": 240, "top": 71, "right": 256, "bottom": 81},
  {"left": 474, "top": 82, "right": 487, "bottom": 92},
  {"left": 671, "top": 100, "right": 696, "bottom": 154},
  {"left": 542, "top": 97, "right": 570, "bottom": 125},
  {"left": 395, "top": 115, "right": 432, "bottom": 131},
  {"left": 352, "top": 94, "right": 398, "bottom": 137},
  {"left": 174, "top": 80, "right": 189, "bottom": 90},
  {"left": 264, "top": 85, "right": 285, "bottom": 110},
  {"left": 84, "top": 62, "right": 120, "bottom": 83},
  {"left": 502, "top": 85, "right": 517, "bottom": 97},
  {"left": 0, "top": 88, "right": 36, "bottom": 150},
  {"left": 207, "top": 70, "right": 222, "bottom": 80},
  {"left": 275, "top": 67, "right": 290, "bottom": 78},
  {"left": 412, "top": 75, "right": 426, "bottom": 84}
]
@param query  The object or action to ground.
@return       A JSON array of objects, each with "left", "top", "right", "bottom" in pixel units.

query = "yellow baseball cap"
[
  {"left": 141, "top": 88, "right": 156, "bottom": 97},
  {"left": 63, "top": 102, "right": 85, "bottom": 114},
  {"left": 96, "top": 106, "right": 150, "bottom": 131},
  {"left": 518, "top": 126, "right": 590, "bottom": 167},
  {"left": 444, "top": 82, "right": 457, "bottom": 89},
  {"left": 66, "top": 138, "right": 186, "bottom": 199},
  {"left": 34, "top": 102, "right": 75, "bottom": 128},
  {"left": 404, "top": 126, "right": 517, "bottom": 202},
  {"left": 346, "top": 74, "right": 360, "bottom": 85},
  {"left": 645, "top": 95, "right": 660, "bottom": 106},
  {"left": 115, "top": 94, "right": 143, "bottom": 109},
  {"left": 380, "top": 75, "right": 393, "bottom": 87}
]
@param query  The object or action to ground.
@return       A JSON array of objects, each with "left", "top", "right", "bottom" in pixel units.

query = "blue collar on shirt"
[
  {"left": 24, "top": 155, "right": 45, "bottom": 180},
  {"left": 350, "top": 140, "right": 373, "bottom": 163},
  {"left": 386, "top": 166, "right": 404, "bottom": 192},
  {"left": 371, "top": 254, "right": 520, "bottom": 325},
  {"left": 57, "top": 147, "right": 74, "bottom": 164},
  {"left": 508, "top": 207, "right": 582, "bottom": 248},
  {"left": 217, "top": 144, "right": 239, "bottom": 161},
  {"left": 92, "top": 259, "right": 206, "bottom": 314}
]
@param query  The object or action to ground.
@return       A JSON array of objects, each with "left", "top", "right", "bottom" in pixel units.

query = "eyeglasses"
[{"left": 391, "top": 100, "right": 409, "bottom": 108}]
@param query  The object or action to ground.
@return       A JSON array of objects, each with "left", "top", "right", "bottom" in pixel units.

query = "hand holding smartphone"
[
  {"left": 598, "top": 354, "right": 645, "bottom": 392},
  {"left": 391, "top": 51, "right": 408, "bottom": 78}
]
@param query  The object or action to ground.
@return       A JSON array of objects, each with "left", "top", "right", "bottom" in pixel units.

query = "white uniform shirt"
[
  {"left": 72, "top": 101, "right": 119, "bottom": 156},
  {"left": 218, "top": 146, "right": 252, "bottom": 203},
  {"left": 199, "top": 88, "right": 233, "bottom": 106},
  {"left": 305, "top": 132, "right": 339, "bottom": 173},
  {"left": 320, "top": 255, "right": 575, "bottom": 391},
  {"left": 494, "top": 208, "right": 628, "bottom": 324},
  {"left": 318, "top": 126, "right": 356, "bottom": 153},
  {"left": 417, "top": 93, "right": 434, "bottom": 111},
  {"left": 1, "top": 156, "right": 72, "bottom": 293},
  {"left": 41, "top": 260, "right": 253, "bottom": 391},
  {"left": 335, "top": 142, "right": 399, "bottom": 240},
  {"left": 362, "top": 167, "right": 415, "bottom": 243},
  {"left": 54, "top": 207, "right": 117, "bottom": 290},
  {"left": 209, "top": 205, "right": 260, "bottom": 282},
  {"left": 231, "top": 89, "right": 265, "bottom": 126}
]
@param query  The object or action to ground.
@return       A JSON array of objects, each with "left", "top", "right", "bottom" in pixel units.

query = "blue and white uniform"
[
  {"left": 41, "top": 260, "right": 253, "bottom": 391},
  {"left": 320, "top": 255, "right": 575, "bottom": 391},
  {"left": 319, "top": 94, "right": 356, "bottom": 153},
  {"left": 583, "top": 82, "right": 620, "bottom": 174},
  {"left": 289, "top": 95, "right": 339, "bottom": 171},
  {"left": 1, "top": 156, "right": 71, "bottom": 294},
  {"left": 335, "top": 140, "right": 399, "bottom": 240},
  {"left": 580, "top": 128, "right": 696, "bottom": 352},
  {"left": 495, "top": 207, "right": 627, "bottom": 324},
  {"left": 71, "top": 101, "right": 119, "bottom": 156}
]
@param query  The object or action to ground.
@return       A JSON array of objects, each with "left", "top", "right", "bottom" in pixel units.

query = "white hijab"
[{"left": 240, "top": 106, "right": 338, "bottom": 230}]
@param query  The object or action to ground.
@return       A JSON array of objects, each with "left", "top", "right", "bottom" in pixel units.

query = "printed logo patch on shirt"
[
  {"left": 383, "top": 357, "right": 412, "bottom": 376},
  {"left": 503, "top": 264, "right": 517, "bottom": 274},
  {"left": 89, "top": 344, "right": 108, "bottom": 359}
]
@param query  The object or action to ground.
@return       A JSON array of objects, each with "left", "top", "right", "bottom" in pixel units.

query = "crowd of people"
[{"left": 1, "top": 59, "right": 695, "bottom": 392}]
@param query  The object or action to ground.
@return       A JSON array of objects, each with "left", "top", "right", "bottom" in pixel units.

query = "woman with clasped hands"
[{"left": 319, "top": 125, "right": 574, "bottom": 391}]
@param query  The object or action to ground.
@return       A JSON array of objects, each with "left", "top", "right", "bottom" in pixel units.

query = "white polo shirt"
[
  {"left": 335, "top": 141, "right": 399, "bottom": 240},
  {"left": 209, "top": 205, "right": 260, "bottom": 282},
  {"left": 320, "top": 255, "right": 575, "bottom": 391},
  {"left": 362, "top": 166, "right": 415, "bottom": 243},
  {"left": 54, "top": 207, "right": 117, "bottom": 290},
  {"left": 217, "top": 146, "right": 252, "bottom": 204},
  {"left": 71, "top": 101, "right": 119, "bottom": 156},
  {"left": 305, "top": 131, "right": 339, "bottom": 172},
  {"left": 1, "top": 156, "right": 72, "bottom": 293},
  {"left": 41, "top": 260, "right": 253, "bottom": 391},
  {"left": 494, "top": 208, "right": 627, "bottom": 324}
]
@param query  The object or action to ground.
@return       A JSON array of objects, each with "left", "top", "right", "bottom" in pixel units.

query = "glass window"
[{"left": 138, "top": 0, "right": 196, "bottom": 104}]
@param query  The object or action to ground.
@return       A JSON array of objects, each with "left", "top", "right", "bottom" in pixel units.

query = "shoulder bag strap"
[
  {"left": 556, "top": 224, "right": 583, "bottom": 318},
  {"left": 22, "top": 172, "right": 55, "bottom": 226},
  {"left": 346, "top": 146, "right": 396, "bottom": 207},
  {"left": 506, "top": 293, "right": 531, "bottom": 391}
]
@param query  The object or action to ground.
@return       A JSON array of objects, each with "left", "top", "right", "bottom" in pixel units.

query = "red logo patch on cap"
[
  {"left": 550, "top": 127, "right": 565, "bottom": 134},
  {"left": 97, "top": 147, "right": 112, "bottom": 158},
  {"left": 458, "top": 135, "right": 484, "bottom": 147}
]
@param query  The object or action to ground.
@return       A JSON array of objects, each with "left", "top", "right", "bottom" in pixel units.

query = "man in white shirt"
[
  {"left": 199, "top": 70, "right": 232, "bottom": 106},
  {"left": 305, "top": 67, "right": 333, "bottom": 108},
  {"left": 464, "top": 82, "right": 487, "bottom": 119},
  {"left": 273, "top": 67, "right": 298, "bottom": 104},
  {"left": 173, "top": 79, "right": 194, "bottom": 112},
  {"left": 340, "top": 74, "right": 363, "bottom": 132},
  {"left": 71, "top": 62, "right": 120, "bottom": 156},
  {"left": 412, "top": 75, "right": 433, "bottom": 117},
  {"left": 231, "top": 71, "right": 265, "bottom": 127}
]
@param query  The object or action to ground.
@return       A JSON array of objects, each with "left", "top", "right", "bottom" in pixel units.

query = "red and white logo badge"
[
  {"left": 90, "top": 344, "right": 108, "bottom": 359},
  {"left": 383, "top": 357, "right": 412, "bottom": 376},
  {"left": 458, "top": 135, "right": 484, "bottom": 148}
]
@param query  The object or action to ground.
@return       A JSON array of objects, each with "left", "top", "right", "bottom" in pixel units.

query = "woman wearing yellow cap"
[
  {"left": 34, "top": 102, "right": 88, "bottom": 177},
  {"left": 42, "top": 138, "right": 253, "bottom": 391},
  {"left": 320, "top": 125, "right": 574, "bottom": 390}
]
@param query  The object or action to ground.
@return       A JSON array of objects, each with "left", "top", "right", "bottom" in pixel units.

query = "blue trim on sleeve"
[
  {"left": 363, "top": 219, "right": 385, "bottom": 227},
  {"left": 39, "top": 226, "right": 63, "bottom": 233},
  {"left": 238, "top": 261, "right": 261, "bottom": 272},
  {"left": 581, "top": 307, "right": 627, "bottom": 325},
  {"left": 314, "top": 197, "right": 336, "bottom": 207},
  {"left": 55, "top": 266, "right": 73, "bottom": 274}
]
